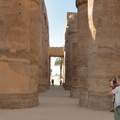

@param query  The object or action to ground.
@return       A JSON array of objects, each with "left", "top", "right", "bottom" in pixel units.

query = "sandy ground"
[{"left": 0, "top": 85, "right": 114, "bottom": 120}]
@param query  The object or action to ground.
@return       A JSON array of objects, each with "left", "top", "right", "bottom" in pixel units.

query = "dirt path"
[{"left": 0, "top": 86, "right": 113, "bottom": 120}]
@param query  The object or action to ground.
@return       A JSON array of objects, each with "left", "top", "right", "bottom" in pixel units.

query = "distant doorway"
[{"left": 50, "top": 57, "right": 63, "bottom": 86}]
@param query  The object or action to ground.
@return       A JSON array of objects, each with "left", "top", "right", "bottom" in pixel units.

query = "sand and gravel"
[{"left": 0, "top": 85, "right": 113, "bottom": 120}]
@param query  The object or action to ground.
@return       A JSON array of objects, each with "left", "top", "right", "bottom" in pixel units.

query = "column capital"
[{"left": 76, "top": 0, "right": 87, "bottom": 8}]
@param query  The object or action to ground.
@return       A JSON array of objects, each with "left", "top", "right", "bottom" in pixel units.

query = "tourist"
[
  {"left": 110, "top": 77, "right": 118, "bottom": 112},
  {"left": 60, "top": 80, "right": 62, "bottom": 86},
  {"left": 109, "top": 75, "right": 120, "bottom": 120},
  {"left": 51, "top": 79, "right": 54, "bottom": 86}
]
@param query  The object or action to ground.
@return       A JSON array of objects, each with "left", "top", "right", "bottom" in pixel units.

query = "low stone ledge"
[
  {"left": 70, "top": 86, "right": 80, "bottom": 98},
  {"left": 0, "top": 92, "right": 39, "bottom": 109},
  {"left": 79, "top": 92, "right": 112, "bottom": 110}
]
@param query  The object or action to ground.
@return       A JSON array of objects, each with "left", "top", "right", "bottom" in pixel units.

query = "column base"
[
  {"left": 70, "top": 86, "right": 80, "bottom": 98},
  {"left": 79, "top": 92, "right": 112, "bottom": 110},
  {"left": 64, "top": 84, "right": 71, "bottom": 90},
  {"left": 0, "top": 92, "right": 39, "bottom": 109},
  {"left": 38, "top": 84, "right": 47, "bottom": 93}
]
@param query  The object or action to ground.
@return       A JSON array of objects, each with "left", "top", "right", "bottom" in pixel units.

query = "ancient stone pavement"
[{"left": 0, "top": 86, "right": 113, "bottom": 120}]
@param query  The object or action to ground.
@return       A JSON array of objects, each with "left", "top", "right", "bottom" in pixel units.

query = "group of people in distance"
[{"left": 51, "top": 79, "right": 62, "bottom": 86}]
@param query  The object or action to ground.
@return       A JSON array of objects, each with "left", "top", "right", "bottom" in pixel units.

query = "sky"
[
  {"left": 44, "top": 0, "right": 77, "bottom": 47},
  {"left": 44, "top": 0, "right": 77, "bottom": 75}
]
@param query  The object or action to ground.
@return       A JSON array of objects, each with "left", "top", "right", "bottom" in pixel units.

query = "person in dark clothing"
[
  {"left": 51, "top": 79, "right": 54, "bottom": 86},
  {"left": 60, "top": 80, "right": 62, "bottom": 86}
]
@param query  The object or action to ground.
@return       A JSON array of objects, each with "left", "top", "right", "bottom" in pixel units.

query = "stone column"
[
  {"left": 64, "top": 13, "right": 73, "bottom": 90},
  {"left": 67, "top": 13, "right": 79, "bottom": 98},
  {"left": 79, "top": 0, "right": 120, "bottom": 110},
  {"left": 76, "top": 0, "right": 89, "bottom": 97},
  {"left": 38, "top": 0, "right": 49, "bottom": 92},
  {"left": 64, "top": 42, "right": 70, "bottom": 90},
  {"left": 0, "top": 0, "right": 39, "bottom": 108},
  {"left": 44, "top": 18, "right": 49, "bottom": 90},
  {"left": 30, "top": 0, "right": 40, "bottom": 92},
  {"left": 38, "top": 1, "right": 46, "bottom": 92},
  {"left": 38, "top": 0, "right": 43, "bottom": 93}
]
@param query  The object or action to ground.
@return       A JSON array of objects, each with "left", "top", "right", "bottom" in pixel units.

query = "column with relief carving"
[
  {"left": 67, "top": 13, "right": 79, "bottom": 98},
  {"left": 76, "top": 0, "right": 89, "bottom": 98},
  {"left": 38, "top": 0, "right": 49, "bottom": 92},
  {"left": 78, "top": 0, "right": 120, "bottom": 110},
  {"left": 64, "top": 13, "right": 75, "bottom": 90},
  {"left": 0, "top": 0, "right": 39, "bottom": 108}
]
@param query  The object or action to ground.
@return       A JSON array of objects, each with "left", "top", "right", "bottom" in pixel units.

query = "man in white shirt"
[{"left": 109, "top": 75, "right": 120, "bottom": 120}]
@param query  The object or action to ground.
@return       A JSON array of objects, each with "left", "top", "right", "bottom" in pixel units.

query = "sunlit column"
[
  {"left": 76, "top": 0, "right": 89, "bottom": 96},
  {"left": 38, "top": 0, "right": 49, "bottom": 92},
  {"left": 78, "top": 0, "right": 120, "bottom": 110},
  {"left": 67, "top": 13, "right": 79, "bottom": 98},
  {"left": 0, "top": 0, "right": 39, "bottom": 108},
  {"left": 64, "top": 13, "right": 74, "bottom": 90}
]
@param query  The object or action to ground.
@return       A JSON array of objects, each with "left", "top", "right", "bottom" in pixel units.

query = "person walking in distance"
[
  {"left": 51, "top": 79, "right": 54, "bottom": 86},
  {"left": 60, "top": 80, "right": 62, "bottom": 86},
  {"left": 109, "top": 75, "right": 120, "bottom": 120}
]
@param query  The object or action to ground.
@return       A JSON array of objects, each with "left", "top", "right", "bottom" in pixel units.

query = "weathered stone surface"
[
  {"left": 77, "top": 0, "right": 89, "bottom": 93},
  {"left": 0, "top": 0, "right": 49, "bottom": 108},
  {"left": 30, "top": 0, "right": 40, "bottom": 91},
  {"left": 70, "top": 86, "right": 80, "bottom": 98},
  {"left": 88, "top": 0, "right": 120, "bottom": 93},
  {"left": 79, "top": 92, "right": 112, "bottom": 110},
  {"left": 77, "top": 0, "right": 120, "bottom": 110},
  {"left": 65, "top": 13, "right": 80, "bottom": 98},
  {"left": 0, "top": 92, "right": 39, "bottom": 109},
  {"left": 0, "top": 0, "right": 31, "bottom": 93},
  {"left": 87, "top": 0, "right": 120, "bottom": 93},
  {"left": 64, "top": 13, "right": 77, "bottom": 91},
  {"left": 76, "top": 0, "right": 87, "bottom": 8},
  {"left": 38, "top": 0, "right": 49, "bottom": 92}
]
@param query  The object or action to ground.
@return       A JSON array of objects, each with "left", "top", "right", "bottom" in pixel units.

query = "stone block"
[{"left": 79, "top": 92, "right": 112, "bottom": 110}]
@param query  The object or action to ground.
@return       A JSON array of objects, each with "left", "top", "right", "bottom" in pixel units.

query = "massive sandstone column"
[
  {"left": 66, "top": 13, "right": 79, "bottom": 98},
  {"left": 43, "top": 2, "right": 49, "bottom": 90},
  {"left": 38, "top": 0, "right": 49, "bottom": 92},
  {"left": 44, "top": 20, "right": 49, "bottom": 90},
  {"left": 64, "top": 13, "right": 74, "bottom": 90},
  {"left": 30, "top": 0, "right": 41, "bottom": 92},
  {"left": 0, "top": 0, "right": 39, "bottom": 108},
  {"left": 79, "top": 0, "right": 120, "bottom": 110},
  {"left": 37, "top": 0, "right": 43, "bottom": 92},
  {"left": 76, "top": 0, "right": 89, "bottom": 98}
]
